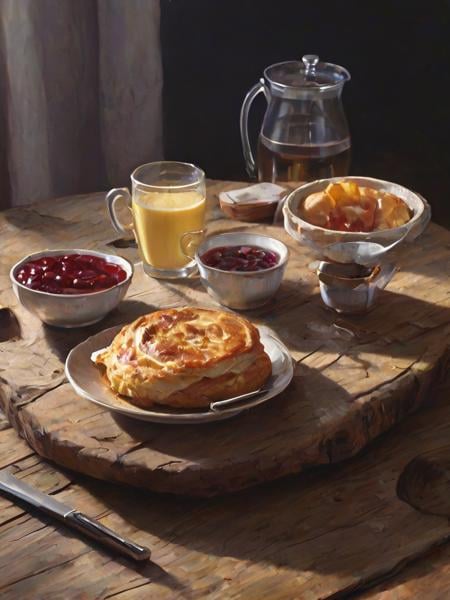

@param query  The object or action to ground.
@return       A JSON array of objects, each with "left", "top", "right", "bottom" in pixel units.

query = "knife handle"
[{"left": 66, "top": 511, "right": 151, "bottom": 561}]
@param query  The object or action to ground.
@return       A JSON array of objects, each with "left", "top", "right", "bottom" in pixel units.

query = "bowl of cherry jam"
[
  {"left": 195, "top": 232, "right": 288, "bottom": 309},
  {"left": 10, "top": 249, "right": 133, "bottom": 327}
]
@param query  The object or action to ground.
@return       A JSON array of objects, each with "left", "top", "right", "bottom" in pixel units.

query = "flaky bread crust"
[
  {"left": 129, "top": 352, "right": 272, "bottom": 409},
  {"left": 94, "top": 307, "right": 272, "bottom": 408}
]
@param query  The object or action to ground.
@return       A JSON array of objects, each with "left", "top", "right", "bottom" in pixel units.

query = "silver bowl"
[
  {"left": 317, "top": 260, "right": 397, "bottom": 314},
  {"left": 10, "top": 249, "right": 133, "bottom": 328},
  {"left": 283, "top": 176, "right": 431, "bottom": 255},
  {"left": 195, "top": 232, "right": 288, "bottom": 310}
]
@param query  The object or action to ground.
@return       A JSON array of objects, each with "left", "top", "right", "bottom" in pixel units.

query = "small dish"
[
  {"left": 283, "top": 177, "right": 431, "bottom": 255},
  {"left": 65, "top": 324, "right": 294, "bottom": 424},
  {"left": 219, "top": 183, "right": 286, "bottom": 222},
  {"left": 317, "top": 261, "right": 397, "bottom": 314},
  {"left": 219, "top": 198, "right": 278, "bottom": 222},
  {"left": 10, "top": 249, "right": 133, "bottom": 328},
  {"left": 195, "top": 232, "right": 289, "bottom": 310}
]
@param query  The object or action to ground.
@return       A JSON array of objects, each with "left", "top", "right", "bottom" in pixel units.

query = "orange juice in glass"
[{"left": 106, "top": 162, "right": 205, "bottom": 279}]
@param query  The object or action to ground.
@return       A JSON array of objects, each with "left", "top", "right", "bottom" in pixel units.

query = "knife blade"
[{"left": 0, "top": 471, "right": 150, "bottom": 561}]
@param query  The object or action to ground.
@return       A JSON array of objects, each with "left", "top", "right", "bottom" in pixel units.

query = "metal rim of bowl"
[
  {"left": 195, "top": 232, "right": 289, "bottom": 275},
  {"left": 9, "top": 248, "right": 134, "bottom": 298},
  {"left": 316, "top": 261, "right": 380, "bottom": 284}
]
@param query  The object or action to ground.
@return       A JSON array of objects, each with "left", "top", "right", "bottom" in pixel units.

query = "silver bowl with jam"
[
  {"left": 10, "top": 249, "right": 133, "bottom": 327},
  {"left": 194, "top": 232, "right": 289, "bottom": 310}
]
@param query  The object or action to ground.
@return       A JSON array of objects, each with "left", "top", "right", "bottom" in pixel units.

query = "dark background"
[{"left": 161, "top": 0, "right": 450, "bottom": 228}]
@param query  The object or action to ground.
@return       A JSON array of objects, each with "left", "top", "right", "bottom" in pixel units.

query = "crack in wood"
[
  {"left": 115, "top": 442, "right": 149, "bottom": 462},
  {"left": 91, "top": 434, "right": 122, "bottom": 443},
  {"left": 0, "top": 453, "right": 36, "bottom": 470},
  {"left": 295, "top": 345, "right": 324, "bottom": 364},
  {"left": 327, "top": 535, "right": 450, "bottom": 600},
  {"left": 8, "top": 522, "right": 51, "bottom": 543},
  {"left": 318, "top": 352, "right": 345, "bottom": 372},
  {"left": 48, "top": 481, "right": 73, "bottom": 496},
  {"left": 0, "top": 512, "right": 35, "bottom": 530},
  {"left": 103, "top": 581, "right": 154, "bottom": 600},
  {"left": 11, "top": 380, "right": 66, "bottom": 410},
  {"left": 284, "top": 505, "right": 387, "bottom": 551},
  {"left": 350, "top": 357, "right": 423, "bottom": 402},
  {"left": 0, "top": 549, "right": 93, "bottom": 593}
]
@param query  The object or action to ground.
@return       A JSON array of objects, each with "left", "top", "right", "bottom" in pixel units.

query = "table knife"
[{"left": 0, "top": 470, "right": 150, "bottom": 561}]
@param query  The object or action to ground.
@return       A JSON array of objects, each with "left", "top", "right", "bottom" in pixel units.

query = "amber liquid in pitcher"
[{"left": 257, "top": 135, "right": 351, "bottom": 183}]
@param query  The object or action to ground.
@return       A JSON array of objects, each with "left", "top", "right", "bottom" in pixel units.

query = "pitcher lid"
[{"left": 265, "top": 55, "right": 350, "bottom": 93}]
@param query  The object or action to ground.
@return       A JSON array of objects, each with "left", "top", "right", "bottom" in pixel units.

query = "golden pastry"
[
  {"left": 93, "top": 307, "right": 272, "bottom": 409},
  {"left": 300, "top": 180, "right": 411, "bottom": 232}
]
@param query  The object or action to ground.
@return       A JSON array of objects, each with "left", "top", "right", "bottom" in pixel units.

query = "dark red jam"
[
  {"left": 200, "top": 245, "right": 279, "bottom": 272},
  {"left": 15, "top": 253, "right": 127, "bottom": 294}
]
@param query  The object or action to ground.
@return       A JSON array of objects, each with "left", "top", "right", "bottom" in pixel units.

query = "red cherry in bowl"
[
  {"left": 15, "top": 253, "right": 128, "bottom": 294},
  {"left": 200, "top": 245, "right": 280, "bottom": 272}
]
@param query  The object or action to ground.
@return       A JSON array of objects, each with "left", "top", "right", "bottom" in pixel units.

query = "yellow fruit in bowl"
[
  {"left": 300, "top": 180, "right": 411, "bottom": 233},
  {"left": 376, "top": 193, "right": 412, "bottom": 230}
]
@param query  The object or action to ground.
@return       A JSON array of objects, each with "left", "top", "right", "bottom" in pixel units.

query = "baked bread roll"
[
  {"left": 300, "top": 181, "right": 411, "bottom": 232},
  {"left": 93, "top": 307, "right": 272, "bottom": 409}
]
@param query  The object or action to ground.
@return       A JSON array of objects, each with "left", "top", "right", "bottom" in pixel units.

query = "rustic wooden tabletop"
[{"left": 0, "top": 180, "right": 449, "bottom": 599}]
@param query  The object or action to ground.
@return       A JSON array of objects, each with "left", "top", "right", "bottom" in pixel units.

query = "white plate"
[{"left": 65, "top": 325, "right": 294, "bottom": 424}]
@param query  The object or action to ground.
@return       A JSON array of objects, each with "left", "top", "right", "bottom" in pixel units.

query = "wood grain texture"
[
  {"left": 397, "top": 446, "right": 450, "bottom": 518},
  {"left": 1, "top": 182, "right": 450, "bottom": 598},
  {"left": 1, "top": 382, "right": 450, "bottom": 599},
  {"left": 0, "top": 181, "right": 449, "bottom": 498},
  {"left": 362, "top": 541, "right": 450, "bottom": 599}
]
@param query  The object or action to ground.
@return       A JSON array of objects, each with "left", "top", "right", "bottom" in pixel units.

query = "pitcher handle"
[
  {"left": 240, "top": 78, "right": 269, "bottom": 179},
  {"left": 105, "top": 188, "right": 133, "bottom": 235}
]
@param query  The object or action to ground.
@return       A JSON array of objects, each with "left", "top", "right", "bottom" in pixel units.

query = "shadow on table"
[
  {"left": 107, "top": 365, "right": 355, "bottom": 461},
  {"left": 257, "top": 287, "right": 450, "bottom": 363},
  {"left": 355, "top": 545, "right": 449, "bottom": 599},
  {"left": 43, "top": 299, "right": 153, "bottom": 362},
  {"left": 78, "top": 388, "right": 450, "bottom": 596},
  {"left": 3, "top": 206, "right": 72, "bottom": 234},
  {"left": 13, "top": 348, "right": 447, "bottom": 596},
  {"left": 43, "top": 285, "right": 450, "bottom": 368},
  {"left": 0, "top": 492, "right": 190, "bottom": 596},
  {"left": 56, "top": 285, "right": 450, "bottom": 593}
]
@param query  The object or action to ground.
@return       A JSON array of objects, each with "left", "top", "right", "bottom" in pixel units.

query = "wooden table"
[{"left": 1, "top": 181, "right": 450, "bottom": 599}]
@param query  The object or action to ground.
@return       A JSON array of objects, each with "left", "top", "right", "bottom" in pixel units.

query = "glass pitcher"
[{"left": 240, "top": 55, "right": 351, "bottom": 183}]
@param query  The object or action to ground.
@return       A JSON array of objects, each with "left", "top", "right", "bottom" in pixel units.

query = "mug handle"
[
  {"left": 180, "top": 229, "right": 205, "bottom": 260},
  {"left": 105, "top": 188, "right": 133, "bottom": 234}
]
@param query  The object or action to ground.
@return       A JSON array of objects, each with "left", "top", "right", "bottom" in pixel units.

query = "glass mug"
[{"left": 106, "top": 161, "right": 206, "bottom": 279}]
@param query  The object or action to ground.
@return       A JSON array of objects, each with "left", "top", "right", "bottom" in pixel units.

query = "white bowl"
[
  {"left": 195, "top": 232, "right": 289, "bottom": 310},
  {"left": 10, "top": 249, "right": 133, "bottom": 328},
  {"left": 283, "top": 176, "right": 431, "bottom": 253}
]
